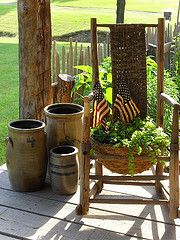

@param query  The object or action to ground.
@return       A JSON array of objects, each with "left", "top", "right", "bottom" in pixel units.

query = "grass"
[
  {"left": 51, "top": 0, "right": 179, "bottom": 13},
  {"left": 0, "top": 37, "right": 19, "bottom": 164},
  {"left": 51, "top": 8, "right": 163, "bottom": 36},
  {"left": 0, "top": 0, "right": 179, "bottom": 164},
  {"left": 0, "top": 1, "right": 179, "bottom": 36}
]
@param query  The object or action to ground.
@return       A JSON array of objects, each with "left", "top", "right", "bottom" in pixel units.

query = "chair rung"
[
  {"left": 157, "top": 156, "right": 170, "bottom": 161},
  {"left": 90, "top": 198, "right": 169, "bottom": 205},
  {"left": 96, "top": 23, "right": 158, "bottom": 28},
  {"left": 102, "top": 181, "right": 155, "bottom": 185},
  {"left": 178, "top": 209, "right": 180, "bottom": 218},
  {"left": 90, "top": 175, "right": 169, "bottom": 181}
]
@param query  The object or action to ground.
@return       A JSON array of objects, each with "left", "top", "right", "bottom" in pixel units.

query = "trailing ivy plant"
[{"left": 91, "top": 117, "right": 170, "bottom": 175}]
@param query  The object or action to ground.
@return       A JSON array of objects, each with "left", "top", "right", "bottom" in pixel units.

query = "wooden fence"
[
  {"left": 52, "top": 23, "right": 179, "bottom": 82},
  {"left": 52, "top": 36, "right": 110, "bottom": 83}
]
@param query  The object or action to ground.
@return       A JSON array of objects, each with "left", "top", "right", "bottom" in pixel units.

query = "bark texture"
[{"left": 18, "top": 0, "right": 51, "bottom": 121}]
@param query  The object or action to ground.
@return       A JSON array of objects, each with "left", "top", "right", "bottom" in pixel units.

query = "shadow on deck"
[{"left": 0, "top": 164, "right": 179, "bottom": 240}]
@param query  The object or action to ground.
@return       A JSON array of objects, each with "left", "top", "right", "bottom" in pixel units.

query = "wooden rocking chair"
[{"left": 76, "top": 18, "right": 180, "bottom": 219}]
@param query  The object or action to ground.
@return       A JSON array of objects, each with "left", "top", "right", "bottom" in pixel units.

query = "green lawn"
[
  {"left": 51, "top": 0, "right": 178, "bottom": 13},
  {"left": 0, "top": 0, "right": 179, "bottom": 164},
  {"left": 0, "top": 37, "right": 19, "bottom": 164},
  {"left": 0, "top": 1, "right": 179, "bottom": 36}
]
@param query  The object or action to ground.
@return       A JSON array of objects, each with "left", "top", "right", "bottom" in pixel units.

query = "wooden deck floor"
[{"left": 0, "top": 164, "right": 179, "bottom": 240}]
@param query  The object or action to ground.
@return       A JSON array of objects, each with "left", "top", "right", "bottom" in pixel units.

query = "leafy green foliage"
[
  {"left": 146, "top": 56, "right": 179, "bottom": 133},
  {"left": 73, "top": 56, "right": 179, "bottom": 134},
  {"left": 170, "top": 36, "right": 180, "bottom": 100},
  {"left": 72, "top": 57, "right": 113, "bottom": 105},
  {"left": 91, "top": 117, "right": 170, "bottom": 175}
]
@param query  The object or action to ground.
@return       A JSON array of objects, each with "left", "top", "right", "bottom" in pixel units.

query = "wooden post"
[
  {"left": 67, "top": 52, "right": 69, "bottom": 74},
  {"left": 78, "top": 44, "right": 84, "bottom": 66},
  {"left": 103, "top": 42, "right": 107, "bottom": 58},
  {"left": 73, "top": 41, "right": 78, "bottom": 75},
  {"left": 106, "top": 33, "right": 110, "bottom": 57},
  {"left": 52, "top": 40, "right": 60, "bottom": 83},
  {"left": 76, "top": 96, "right": 91, "bottom": 215},
  {"left": 51, "top": 82, "right": 58, "bottom": 103},
  {"left": 18, "top": 0, "right": 51, "bottom": 121},
  {"left": 156, "top": 18, "right": 165, "bottom": 193},
  {"left": 62, "top": 46, "right": 66, "bottom": 74},
  {"left": 91, "top": 18, "right": 99, "bottom": 84},
  {"left": 57, "top": 75, "right": 74, "bottom": 103},
  {"left": 68, "top": 37, "right": 73, "bottom": 75},
  {"left": 52, "top": 40, "right": 57, "bottom": 83},
  {"left": 156, "top": 18, "right": 165, "bottom": 127},
  {"left": 169, "top": 106, "right": 179, "bottom": 219},
  {"left": 86, "top": 46, "right": 91, "bottom": 66},
  {"left": 95, "top": 161, "right": 103, "bottom": 193}
]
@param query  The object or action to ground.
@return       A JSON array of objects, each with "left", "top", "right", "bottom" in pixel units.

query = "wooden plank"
[
  {"left": 90, "top": 198, "right": 169, "bottom": 205},
  {"left": 89, "top": 183, "right": 98, "bottom": 198},
  {"left": 0, "top": 187, "right": 179, "bottom": 240},
  {"left": 62, "top": 46, "right": 66, "bottom": 74},
  {"left": 68, "top": 37, "right": 73, "bottom": 75},
  {"left": 78, "top": 44, "right": 84, "bottom": 66},
  {"left": 95, "top": 161, "right": 103, "bottom": 193},
  {"left": 90, "top": 175, "right": 169, "bottom": 181},
  {"left": 164, "top": 42, "right": 172, "bottom": 53},
  {"left": 73, "top": 41, "right": 78, "bottom": 75},
  {"left": 160, "top": 93, "right": 180, "bottom": 109},
  {"left": 52, "top": 40, "right": 57, "bottom": 83},
  {"left": 156, "top": 18, "right": 165, "bottom": 127},
  {"left": 106, "top": 33, "right": 110, "bottom": 56},
  {"left": 0, "top": 235, "right": 18, "bottom": 240},
  {"left": 0, "top": 234, "right": 26, "bottom": 240},
  {"left": 97, "top": 23, "right": 158, "bottom": 28},
  {"left": 156, "top": 18, "right": 165, "bottom": 194},
  {"left": 1, "top": 166, "right": 180, "bottom": 225},
  {"left": 91, "top": 18, "right": 99, "bottom": 84},
  {"left": 102, "top": 181, "right": 155, "bottom": 186},
  {"left": 77, "top": 97, "right": 91, "bottom": 215},
  {"left": 169, "top": 107, "right": 180, "bottom": 219}
]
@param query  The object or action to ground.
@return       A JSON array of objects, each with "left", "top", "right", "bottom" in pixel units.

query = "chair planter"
[
  {"left": 91, "top": 138, "right": 152, "bottom": 175},
  {"left": 76, "top": 18, "right": 180, "bottom": 220}
]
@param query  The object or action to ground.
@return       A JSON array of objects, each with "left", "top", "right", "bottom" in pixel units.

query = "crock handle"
[{"left": 5, "top": 137, "right": 13, "bottom": 147}]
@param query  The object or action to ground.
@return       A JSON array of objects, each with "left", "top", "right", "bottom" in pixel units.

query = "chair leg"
[
  {"left": 155, "top": 161, "right": 164, "bottom": 196},
  {"left": 76, "top": 152, "right": 91, "bottom": 215},
  {"left": 169, "top": 150, "right": 179, "bottom": 219},
  {"left": 76, "top": 96, "right": 91, "bottom": 215},
  {"left": 95, "top": 161, "right": 103, "bottom": 193}
]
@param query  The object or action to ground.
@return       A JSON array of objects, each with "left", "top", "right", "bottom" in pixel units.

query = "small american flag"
[
  {"left": 114, "top": 81, "right": 140, "bottom": 123},
  {"left": 92, "top": 81, "right": 110, "bottom": 128}
]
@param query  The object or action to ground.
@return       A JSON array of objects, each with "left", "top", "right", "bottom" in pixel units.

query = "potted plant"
[
  {"left": 71, "top": 59, "right": 171, "bottom": 175},
  {"left": 91, "top": 117, "right": 170, "bottom": 176}
]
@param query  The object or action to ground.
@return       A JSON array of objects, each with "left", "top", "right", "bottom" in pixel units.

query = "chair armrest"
[{"left": 159, "top": 93, "right": 180, "bottom": 110}]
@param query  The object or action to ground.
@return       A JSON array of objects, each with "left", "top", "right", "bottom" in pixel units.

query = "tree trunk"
[
  {"left": 18, "top": 0, "right": 52, "bottom": 121},
  {"left": 116, "top": 0, "right": 126, "bottom": 23}
]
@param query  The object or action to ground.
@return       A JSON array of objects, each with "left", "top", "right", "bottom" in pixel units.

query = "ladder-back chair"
[{"left": 76, "top": 18, "right": 180, "bottom": 219}]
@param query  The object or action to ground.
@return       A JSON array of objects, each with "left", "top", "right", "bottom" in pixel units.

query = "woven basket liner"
[
  {"left": 91, "top": 138, "right": 152, "bottom": 175},
  {"left": 110, "top": 24, "right": 147, "bottom": 119}
]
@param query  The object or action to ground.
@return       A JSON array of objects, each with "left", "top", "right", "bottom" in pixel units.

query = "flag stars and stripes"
[
  {"left": 92, "top": 81, "right": 110, "bottom": 128},
  {"left": 114, "top": 80, "right": 140, "bottom": 123}
]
